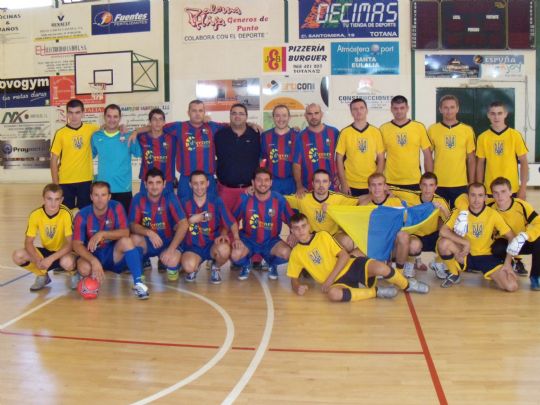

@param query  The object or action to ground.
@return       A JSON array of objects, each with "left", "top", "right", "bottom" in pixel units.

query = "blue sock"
[
  {"left": 166, "top": 265, "right": 180, "bottom": 272},
  {"left": 125, "top": 248, "right": 143, "bottom": 284},
  {"left": 233, "top": 255, "right": 251, "bottom": 268},
  {"left": 267, "top": 255, "right": 287, "bottom": 267}
]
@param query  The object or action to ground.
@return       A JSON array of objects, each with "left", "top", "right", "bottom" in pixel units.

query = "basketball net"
[{"left": 88, "top": 82, "right": 107, "bottom": 101}]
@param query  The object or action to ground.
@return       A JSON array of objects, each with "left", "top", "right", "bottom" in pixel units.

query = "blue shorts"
[
  {"left": 94, "top": 244, "right": 127, "bottom": 273},
  {"left": 181, "top": 243, "right": 213, "bottom": 262},
  {"left": 460, "top": 254, "right": 504, "bottom": 275},
  {"left": 178, "top": 174, "right": 217, "bottom": 202},
  {"left": 143, "top": 236, "right": 181, "bottom": 259},
  {"left": 241, "top": 236, "right": 282, "bottom": 262},
  {"left": 418, "top": 232, "right": 439, "bottom": 252},
  {"left": 272, "top": 177, "right": 295, "bottom": 195}
]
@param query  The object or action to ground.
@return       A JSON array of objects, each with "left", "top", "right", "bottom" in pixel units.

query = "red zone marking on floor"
[
  {"left": 405, "top": 292, "right": 448, "bottom": 405},
  {"left": 0, "top": 329, "right": 423, "bottom": 356}
]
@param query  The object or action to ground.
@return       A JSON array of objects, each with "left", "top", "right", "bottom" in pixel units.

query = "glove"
[
  {"left": 453, "top": 211, "right": 469, "bottom": 237},
  {"left": 506, "top": 232, "right": 529, "bottom": 256}
]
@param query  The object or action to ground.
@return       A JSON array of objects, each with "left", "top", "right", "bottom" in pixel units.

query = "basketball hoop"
[{"left": 88, "top": 82, "right": 107, "bottom": 101}]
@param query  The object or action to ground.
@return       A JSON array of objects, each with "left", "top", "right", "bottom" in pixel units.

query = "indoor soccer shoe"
[
  {"left": 429, "top": 261, "right": 449, "bottom": 280},
  {"left": 512, "top": 260, "right": 528, "bottom": 277},
  {"left": 30, "top": 274, "right": 51, "bottom": 291},
  {"left": 268, "top": 266, "right": 278, "bottom": 280},
  {"left": 530, "top": 276, "right": 540, "bottom": 291},
  {"left": 133, "top": 282, "right": 149, "bottom": 300},
  {"left": 238, "top": 266, "right": 251, "bottom": 281},
  {"left": 406, "top": 278, "right": 430, "bottom": 294},
  {"left": 210, "top": 268, "right": 222, "bottom": 284},
  {"left": 376, "top": 286, "right": 398, "bottom": 298},
  {"left": 441, "top": 273, "right": 461, "bottom": 288},
  {"left": 403, "top": 262, "right": 416, "bottom": 278},
  {"left": 167, "top": 269, "right": 179, "bottom": 281},
  {"left": 184, "top": 270, "right": 198, "bottom": 282},
  {"left": 70, "top": 272, "right": 81, "bottom": 290}
]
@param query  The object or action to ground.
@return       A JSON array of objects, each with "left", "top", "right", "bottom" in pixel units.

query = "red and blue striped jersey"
[
  {"left": 73, "top": 200, "right": 127, "bottom": 251},
  {"left": 260, "top": 128, "right": 296, "bottom": 179},
  {"left": 137, "top": 131, "right": 177, "bottom": 183},
  {"left": 293, "top": 125, "right": 339, "bottom": 188},
  {"left": 182, "top": 196, "right": 235, "bottom": 248},
  {"left": 234, "top": 192, "right": 294, "bottom": 244},
  {"left": 164, "top": 121, "right": 225, "bottom": 176},
  {"left": 129, "top": 191, "right": 186, "bottom": 240}
]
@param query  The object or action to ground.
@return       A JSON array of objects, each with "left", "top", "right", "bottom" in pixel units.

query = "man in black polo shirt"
[{"left": 215, "top": 103, "right": 261, "bottom": 213}]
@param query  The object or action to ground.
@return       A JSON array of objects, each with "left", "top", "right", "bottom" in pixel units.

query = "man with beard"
[{"left": 231, "top": 168, "right": 294, "bottom": 281}]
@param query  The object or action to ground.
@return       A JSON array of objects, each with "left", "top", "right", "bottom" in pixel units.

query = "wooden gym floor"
[{"left": 0, "top": 184, "right": 539, "bottom": 404}]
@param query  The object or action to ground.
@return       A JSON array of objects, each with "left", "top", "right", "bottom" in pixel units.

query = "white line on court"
[
  {"left": 0, "top": 295, "right": 62, "bottom": 330},
  {"left": 221, "top": 271, "right": 275, "bottom": 405},
  {"left": 131, "top": 283, "right": 235, "bottom": 405}
]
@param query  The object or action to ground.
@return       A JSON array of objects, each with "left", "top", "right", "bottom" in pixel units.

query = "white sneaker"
[
  {"left": 376, "top": 286, "right": 398, "bottom": 298},
  {"left": 403, "top": 262, "right": 416, "bottom": 278},
  {"left": 133, "top": 282, "right": 149, "bottom": 300},
  {"left": 406, "top": 278, "right": 430, "bottom": 294},
  {"left": 429, "top": 261, "right": 449, "bottom": 280}
]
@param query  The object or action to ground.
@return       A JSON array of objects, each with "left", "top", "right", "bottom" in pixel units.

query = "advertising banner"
[
  {"left": 0, "top": 108, "right": 53, "bottom": 140},
  {"left": 34, "top": 7, "right": 90, "bottom": 41},
  {"left": 331, "top": 41, "right": 399, "bottom": 75},
  {"left": 92, "top": 0, "right": 150, "bottom": 35},
  {"left": 196, "top": 78, "right": 260, "bottom": 112},
  {"left": 34, "top": 42, "right": 89, "bottom": 75},
  {"left": 298, "top": 0, "right": 399, "bottom": 39},
  {"left": 0, "top": 139, "right": 50, "bottom": 169},
  {"left": 0, "top": 9, "right": 31, "bottom": 42},
  {"left": 263, "top": 44, "right": 330, "bottom": 75},
  {"left": 0, "top": 77, "right": 50, "bottom": 108},
  {"left": 330, "top": 76, "right": 396, "bottom": 111}
]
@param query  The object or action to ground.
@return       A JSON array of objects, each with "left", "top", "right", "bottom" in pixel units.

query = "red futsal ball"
[{"left": 77, "top": 277, "right": 100, "bottom": 300}]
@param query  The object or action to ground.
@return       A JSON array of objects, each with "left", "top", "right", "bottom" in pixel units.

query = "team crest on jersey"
[
  {"left": 189, "top": 223, "right": 199, "bottom": 235},
  {"left": 142, "top": 216, "right": 152, "bottom": 228},
  {"left": 396, "top": 133, "right": 407, "bottom": 147},
  {"left": 162, "top": 141, "right": 168, "bottom": 150},
  {"left": 144, "top": 150, "right": 154, "bottom": 164},
  {"left": 315, "top": 209, "right": 326, "bottom": 223},
  {"left": 494, "top": 141, "right": 504, "bottom": 156},
  {"left": 45, "top": 225, "right": 56, "bottom": 239},
  {"left": 472, "top": 223, "right": 483, "bottom": 238},
  {"left": 185, "top": 135, "right": 196, "bottom": 152},
  {"left": 72, "top": 136, "right": 83, "bottom": 149},
  {"left": 309, "top": 249, "right": 322, "bottom": 265},
  {"left": 269, "top": 148, "right": 279, "bottom": 163},
  {"left": 249, "top": 214, "right": 259, "bottom": 229},
  {"left": 267, "top": 208, "right": 275, "bottom": 217},
  {"left": 308, "top": 147, "right": 319, "bottom": 163},
  {"left": 325, "top": 138, "right": 330, "bottom": 145},
  {"left": 357, "top": 139, "right": 368, "bottom": 153},
  {"left": 445, "top": 135, "right": 456, "bottom": 149}
]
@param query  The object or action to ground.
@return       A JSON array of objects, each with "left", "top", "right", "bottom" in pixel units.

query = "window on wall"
[{"left": 0, "top": 0, "right": 53, "bottom": 9}]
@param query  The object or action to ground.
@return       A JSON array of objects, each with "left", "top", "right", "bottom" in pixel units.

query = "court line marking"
[
  {"left": 0, "top": 295, "right": 62, "bottom": 330},
  {"left": 0, "top": 272, "right": 31, "bottom": 287},
  {"left": 405, "top": 292, "right": 448, "bottom": 405},
  {"left": 131, "top": 283, "right": 235, "bottom": 405},
  {"left": 222, "top": 271, "right": 275, "bottom": 405}
]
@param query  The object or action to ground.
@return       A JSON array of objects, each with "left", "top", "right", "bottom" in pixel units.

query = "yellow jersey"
[
  {"left": 50, "top": 123, "right": 100, "bottom": 184},
  {"left": 336, "top": 123, "right": 385, "bottom": 188},
  {"left": 488, "top": 198, "right": 540, "bottom": 241},
  {"left": 391, "top": 187, "right": 450, "bottom": 221},
  {"left": 380, "top": 120, "right": 431, "bottom": 185},
  {"left": 25, "top": 205, "right": 73, "bottom": 251},
  {"left": 285, "top": 191, "right": 358, "bottom": 235},
  {"left": 446, "top": 205, "right": 511, "bottom": 256},
  {"left": 476, "top": 127, "right": 528, "bottom": 193},
  {"left": 360, "top": 194, "right": 404, "bottom": 208},
  {"left": 287, "top": 231, "right": 352, "bottom": 283},
  {"left": 428, "top": 122, "right": 475, "bottom": 187}
]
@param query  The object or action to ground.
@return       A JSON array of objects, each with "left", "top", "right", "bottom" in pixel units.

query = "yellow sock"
[
  {"left": 21, "top": 261, "right": 47, "bottom": 276},
  {"left": 384, "top": 268, "right": 409, "bottom": 290},
  {"left": 334, "top": 284, "right": 377, "bottom": 302},
  {"left": 442, "top": 257, "right": 460, "bottom": 275}
]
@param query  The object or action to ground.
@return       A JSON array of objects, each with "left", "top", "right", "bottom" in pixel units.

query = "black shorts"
[
  {"left": 37, "top": 247, "right": 61, "bottom": 271},
  {"left": 388, "top": 183, "right": 419, "bottom": 191},
  {"left": 334, "top": 256, "right": 375, "bottom": 288},
  {"left": 350, "top": 187, "right": 369, "bottom": 197},
  {"left": 436, "top": 186, "right": 467, "bottom": 209}
]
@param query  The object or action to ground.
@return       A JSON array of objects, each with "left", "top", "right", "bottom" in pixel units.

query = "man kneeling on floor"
[
  {"left": 287, "top": 213, "right": 429, "bottom": 301},
  {"left": 73, "top": 181, "right": 149, "bottom": 299}
]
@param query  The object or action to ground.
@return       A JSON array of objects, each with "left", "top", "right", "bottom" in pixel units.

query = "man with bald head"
[{"left": 293, "top": 103, "right": 340, "bottom": 196}]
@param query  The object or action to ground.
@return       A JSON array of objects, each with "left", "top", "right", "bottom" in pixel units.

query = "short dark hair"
[
  {"left": 149, "top": 108, "right": 165, "bottom": 121},
  {"left": 489, "top": 101, "right": 506, "bottom": 110},
  {"left": 104, "top": 104, "right": 121, "bottom": 116},
  {"left": 490, "top": 177, "right": 512, "bottom": 191},
  {"left": 145, "top": 167, "right": 165, "bottom": 182},
  {"left": 272, "top": 104, "right": 290, "bottom": 117},
  {"left": 290, "top": 212, "right": 308, "bottom": 225},
  {"left": 439, "top": 95, "right": 460, "bottom": 108},
  {"left": 313, "top": 169, "right": 330, "bottom": 180},
  {"left": 253, "top": 167, "right": 272, "bottom": 180},
  {"left": 66, "top": 99, "right": 84, "bottom": 111},
  {"left": 42, "top": 183, "right": 63, "bottom": 197},
  {"left": 230, "top": 103, "right": 248, "bottom": 115},
  {"left": 391, "top": 95, "right": 408, "bottom": 106},
  {"left": 420, "top": 172, "right": 438, "bottom": 184},
  {"left": 91, "top": 181, "right": 111, "bottom": 194},
  {"left": 350, "top": 98, "right": 367, "bottom": 109},
  {"left": 190, "top": 170, "right": 208, "bottom": 181},
  {"left": 467, "top": 182, "right": 486, "bottom": 194},
  {"left": 188, "top": 99, "right": 204, "bottom": 110}
]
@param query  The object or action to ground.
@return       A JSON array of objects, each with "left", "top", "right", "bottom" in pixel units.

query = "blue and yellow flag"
[
  {"left": 402, "top": 202, "right": 440, "bottom": 237},
  {"left": 327, "top": 205, "right": 405, "bottom": 261}
]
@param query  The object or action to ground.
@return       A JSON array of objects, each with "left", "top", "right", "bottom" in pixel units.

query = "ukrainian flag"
[
  {"left": 402, "top": 202, "right": 440, "bottom": 237},
  {"left": 327, "top": 205, "right": 405, "bottom": 261}
]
